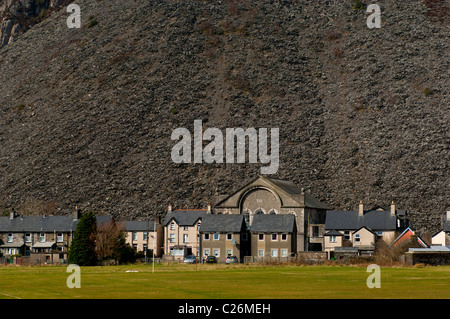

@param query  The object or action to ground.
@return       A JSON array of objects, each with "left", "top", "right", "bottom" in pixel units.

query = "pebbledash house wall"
[
  {"left": 164, "top": 218, "right": 202, "bottom": 257},
  {"left": 200, "top": 232, "right": 243, "bottom": 263},
  {"left": 125, "top": 227, "right": 163, "bottom": 257},
  {"left": 250, "top": 232, "right": 296, "bottom": 259}
]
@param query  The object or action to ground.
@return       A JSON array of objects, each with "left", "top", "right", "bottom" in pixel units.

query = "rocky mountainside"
[
  {"left": 0, "top": 0, "right": 72, "bottom": 48},
  {"left": 0, "top": 0, "right": 448, "bottom": 235}
]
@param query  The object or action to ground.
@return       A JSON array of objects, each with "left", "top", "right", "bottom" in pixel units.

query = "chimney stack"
[
  {"left": 73, "top": 205, "right": 81, "bottom": 220},
  {"left": 168, "top": 203, "right": 173, "bottom": 213},
  {"left": 207, "top": 202, "right": 212, "bottom": 214},
  {"left": 359, "top": 200, "right": 364, "bottom": 217},
  {"left": 390, "top": 201, "right": 396, "bottom": 216},
  {"left": 9, "top": 208, "right": 15, "bottom": 220}
]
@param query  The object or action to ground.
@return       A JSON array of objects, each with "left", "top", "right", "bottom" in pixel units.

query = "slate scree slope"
[{"left": 0, "top": 0, "right": 448, "bottom": 236}]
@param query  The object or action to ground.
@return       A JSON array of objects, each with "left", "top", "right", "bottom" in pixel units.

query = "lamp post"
[
  {"left": 152, "top": 218, "right": 156, "bottom": 273},
  {"left": 145, "top": 213, "right": 149, "bottom": 265}
]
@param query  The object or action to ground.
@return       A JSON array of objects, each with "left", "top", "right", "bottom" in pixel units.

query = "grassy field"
[{"left": 0, "top": 263, "right": 449, "bottom": 299}]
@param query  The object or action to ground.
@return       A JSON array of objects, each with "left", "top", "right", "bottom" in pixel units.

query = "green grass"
[{"left": 0, "top": 264, "right": 449, "bottom": 299}]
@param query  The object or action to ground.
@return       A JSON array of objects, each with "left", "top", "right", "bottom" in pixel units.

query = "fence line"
[{"left": 244, "top": 252, "right": 327, "bottom": 264}]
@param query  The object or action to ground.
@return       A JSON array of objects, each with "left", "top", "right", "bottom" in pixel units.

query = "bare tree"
[{"left": 95, "top": 219, "right": 126, "bottom": 264}]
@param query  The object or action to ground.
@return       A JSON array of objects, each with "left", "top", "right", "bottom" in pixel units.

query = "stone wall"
[{"left": 405, "top": 251, "right": 450, "bottom": 266}]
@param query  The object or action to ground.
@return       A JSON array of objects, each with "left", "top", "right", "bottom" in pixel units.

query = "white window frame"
[
  {"left": 227, "top": 249, "right": 232, "bottom": 256},
  {"left": 281, "top": 249, "right": 288, "bottom": 257},
  {"left": 330, "top": 236, "right": 337, "bottom": 243},
  {"left": 226, "top": 233, "right": 232, "bottom": 241},
  {"left": 25, "top": 233, "right": 31, "bottom": 243},
  {"left": 354, "top": 234, "right": 361, "bottom": 243},
  {"left": 183, "top": 234, "right": 189, "bottom": 243},
  {"left": 258, "top": 234, "right": 264, "bottom": 241},
  {"left": 281, "top": 233, "right": 287, "bottom": 241},
  {"left": 170, "top": 222, "right": 175, "bottom": 230},
  {"left": 213, "top": 249, "right": 220, "bottom": 257},
  {"left": 169, "top": 233, "right": 175, "bottom": 243},
  {"left": 204, "top": 249, "right": 210, "bottom": 256},
  {"left": 132, "top": 232, "right": 137, "bottom": 241},
  {"left": 7, "top": 233, "right": 13, "bottom": 243},
  {"left": 271, "top": 249, "right": 278, "bottom": 257},
  {"left": 56, "top": 232, "right": 64, "bottom": 242},
  {"left": 258, "top": 249, "right": 264, "bottom": 257},
  {"left": 344, "top": 231, "right": 351, "bottom": 241},
  {"left": 40, "top": 233, "right": 46, "bottom": 243},
  {"left": 204, "top": 233, "right": 210, "bottom": 240},
  {"left": 213, "top": 233, "right": 219, "bottom": 241},
  {"left": 271, "top": 233, "right": 277, "bottom": 241}
]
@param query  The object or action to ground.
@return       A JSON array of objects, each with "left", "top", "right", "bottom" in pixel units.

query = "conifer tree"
[{"left": 68, "top": 211, "right": 97, "bottom": 266}]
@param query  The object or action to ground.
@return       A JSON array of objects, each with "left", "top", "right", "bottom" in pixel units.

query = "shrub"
[
  {"left": 352, "top": 0, "right": 364, "bottom": 10},
  {"left": 87, "top": 20, "right": 98, "bottom": 28},
  {"left": 15, "top": 104, "right": 25, "bottom": 112}
]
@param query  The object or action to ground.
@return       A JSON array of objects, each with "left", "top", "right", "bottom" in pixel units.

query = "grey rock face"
[{"left": 0, "top": 0, "right": 71, "bottom": 48}]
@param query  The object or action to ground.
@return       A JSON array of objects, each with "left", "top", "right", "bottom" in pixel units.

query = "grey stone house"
[
  {"left": 214, "top": 175, "right": 329, "bottom": 253},
  {"left": 0, "top": 209, "right": 113, "bottom": 263},
  {"left": 0, "top": 210, "right": 78, "bottom": 262},
  {"left": 199, "top": 214, "right": 247, "bottom": 262},
  {"left": 250, "top": 214, "right": 297, "bottom": 260}
]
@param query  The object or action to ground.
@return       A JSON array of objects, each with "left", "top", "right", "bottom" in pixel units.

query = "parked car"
[
  {"left": 183, "top": 255, "right": 197, "bottom": 264},
  {"left": 204, "top": 256, "right": 217, "bottom": 263},
  {"left": 225, "top": 256, "right": 238, "bottom": 264}
]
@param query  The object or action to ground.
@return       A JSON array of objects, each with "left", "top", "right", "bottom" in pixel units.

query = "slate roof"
[
  {"left": 96, "top": 215, "right": 113, "bottom": 226},
  {"left": 199, "top": 214, "right": 244, "bottom": 232},
  {"left": 324, "top": 229, "right": 344, "bottom": 236},
  {"left": 444, "top": 220, "right": 450, "bottom": 232},
  {"left": 0, "top": 214, "right": 113, "bottom": 232},
  {"left": 163, "top": 210, "right": 209, "bottom": 226},
  {"left": 0, "top": 215, "right": 77, "bottom": 232},
  {"left": 409, "top": 246, "right": 450, "bottom": 252},
  {"left": 124, "top": 220, "right": 157, "bottom": 231},
  {"left": 215, "top": 175, "right": 329, "bottom": 210},
  {"left": 266, "top": 178, "right": 329, "bottom": 210},
  {"left": 325, "top": 210, "right": 397, "bottom": 231},
  {"left": 250, "top": 214, "right": 296, "bottom": 233}
]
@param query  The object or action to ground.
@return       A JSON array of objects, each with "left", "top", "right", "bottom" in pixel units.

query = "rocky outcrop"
[{"left": 0, "top": 0, "right": 71, "bottom": 48}]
